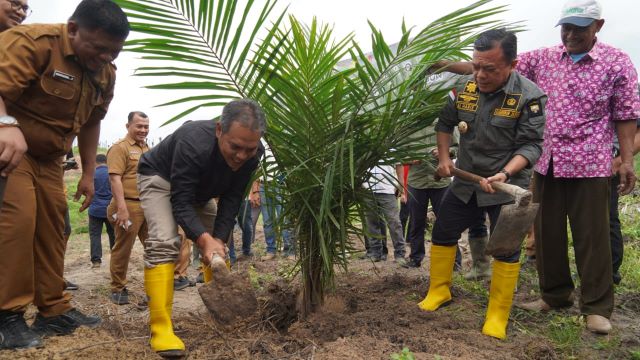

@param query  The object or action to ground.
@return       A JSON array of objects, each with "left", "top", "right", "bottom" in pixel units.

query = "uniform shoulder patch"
[{"left": 527, "top": 100, "right": 544, "bottom": 117}]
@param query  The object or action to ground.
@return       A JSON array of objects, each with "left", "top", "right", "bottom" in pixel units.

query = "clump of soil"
[{"left": 198, "top": 270, "right": 258, "bottom": 325}]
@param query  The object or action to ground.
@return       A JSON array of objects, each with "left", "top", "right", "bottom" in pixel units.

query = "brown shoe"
[
  {"left": 586, "top": 315, "right": 611, "bottom": 334},
  {"left": 516, "top": 298, "right": 552, "bottom": 312}
]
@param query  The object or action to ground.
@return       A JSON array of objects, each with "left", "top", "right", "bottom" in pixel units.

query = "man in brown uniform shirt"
[
  {"left": 0, "top": 0, "right": 129, "bottom": 350},
  {"left": 0, "top": 0, "right": 29, "bottom": 33},
  {"left": 107, "top": 111, "right": 150, "bottom": 305}
]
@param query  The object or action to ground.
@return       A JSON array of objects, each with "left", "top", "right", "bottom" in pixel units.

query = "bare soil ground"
[{"left": 2, "top": 227, "right": 639, "bottom": 360}]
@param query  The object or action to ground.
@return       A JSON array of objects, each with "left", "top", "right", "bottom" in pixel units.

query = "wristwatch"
[
  {"left": 0, "top": 115, "right": 19, "bottom": 127},
  {"left": 500, "top": 168, "right": 511, "bottom": 181}
]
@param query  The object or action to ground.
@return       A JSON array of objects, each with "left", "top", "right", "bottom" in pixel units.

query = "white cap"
[{"left": 557, "top": 0, "right": 602, "bottom": 27}]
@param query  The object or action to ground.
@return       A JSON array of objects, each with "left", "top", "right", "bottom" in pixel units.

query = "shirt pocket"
[
  {"left": 487, "top": 115, "right": 518, "bottom": 148},
  {"left": 32, "top": 75, "right": 78, "bottom": 122}
]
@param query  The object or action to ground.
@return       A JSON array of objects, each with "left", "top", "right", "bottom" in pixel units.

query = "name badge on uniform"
[
  {"left": 493, "top": 93, "right": 522, "bottom": 119},
  {"left": 53, "top": 70, "right": 75, "bottom": 82}
]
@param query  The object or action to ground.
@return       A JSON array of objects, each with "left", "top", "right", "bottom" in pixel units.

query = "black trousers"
[
  {"left": 406, "top": 185, "right": 446, "bottom": 264},
  {"left": 89, "top": 215, "right": 115, "bottom": 263},
  {"left": 431, "top": 189, "right": 519, "bottom": 263}
]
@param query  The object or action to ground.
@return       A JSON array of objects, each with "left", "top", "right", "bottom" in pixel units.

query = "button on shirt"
[
  {"left": 436, "top": 73, "right": 547, "bottom": 207},
  {"left": 517, "top": 42, "right": 640, "bottom": 178},
  {"left": 107, "top": 135, "right": 149, "bottom": 199},
  {"left": 138, "top": 120, "right": 264, "bottom": 242},
  {"left": 0, "top": 24, "right": 115, "bottom": 159}
]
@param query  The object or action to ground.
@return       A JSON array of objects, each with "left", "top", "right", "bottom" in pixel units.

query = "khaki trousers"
[
  {"left": 137, "top": 174, "right": 216, "bottom": 267},
  {"left": 533, "top": 169, "right": 613, "bottom": 317},
  {"left": 0, "top": 154, "right": 71, "bottom": 316},
  {"left": 107, "top": 199, "right": 148, "bottom": 292}
]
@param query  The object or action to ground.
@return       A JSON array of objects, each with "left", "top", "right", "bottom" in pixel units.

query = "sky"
[{"left": 26, "top": 0, "right": 640, "bottom": 146}]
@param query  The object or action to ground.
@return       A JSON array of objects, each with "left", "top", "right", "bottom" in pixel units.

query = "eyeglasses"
[{"left": 6, "top": 0, "right": 32, "bottom": 18}]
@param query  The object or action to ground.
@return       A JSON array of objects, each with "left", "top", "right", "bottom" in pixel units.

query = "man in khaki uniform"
[
  {"left": 0, "top": 0, "right": 129, "bottom": 350},
  {"left": 107, "top": 111, "right": 149, "bottom": 305}
]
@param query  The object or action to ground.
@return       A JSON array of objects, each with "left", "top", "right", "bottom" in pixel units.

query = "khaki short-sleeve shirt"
[
  {"left": 107, "top": 135, "right": 149, "bottom": 199},
  {"left": 0, "top": 24, "right": 116, "bottom": 159}
]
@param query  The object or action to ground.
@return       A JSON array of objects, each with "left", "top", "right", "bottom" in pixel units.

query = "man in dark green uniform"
[{"left": 417, "top": 28, "right": 546, "bottom": 340}]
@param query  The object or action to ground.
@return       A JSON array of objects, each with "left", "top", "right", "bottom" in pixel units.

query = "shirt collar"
[
  {"left": 125, "top": 134, "right": 148, "bottom": 148},
  {"left": 559, "top": 38, "right": 601, "bottom": 62},
  {"left": 61, "top": 24, "right": 76, "bottom": 58}
]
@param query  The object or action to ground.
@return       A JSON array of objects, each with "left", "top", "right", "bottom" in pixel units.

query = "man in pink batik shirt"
[{"left": 515, "top": 0, "right": 640, "bottom": 335}]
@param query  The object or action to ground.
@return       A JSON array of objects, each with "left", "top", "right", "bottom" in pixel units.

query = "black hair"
[
  {"left": 473, "top": 28, "right": 517, "bottom": 63},
  {"left": 220, "top": 99, "right": 266, "bottom": 135},
  {"left": 128, "top": 111, "right": 148, "bottom": 123},
  {"left": 96, "top": 154, "right": 107, "bottom": 163},
  {"left": 69, "top": 0, "right": 130, "bottom": 40}
]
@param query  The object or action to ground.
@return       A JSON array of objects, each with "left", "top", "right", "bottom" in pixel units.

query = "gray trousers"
[
  {"left": 137, "top": 174, "right": 216, "bottom": 268},
  {"left": 364, "top": 193, "right": 406, "bottom": 259}
]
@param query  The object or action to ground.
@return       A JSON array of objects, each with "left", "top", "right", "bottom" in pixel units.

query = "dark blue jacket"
[{"left": 88, "top": 165, "right": 112, "bottom": 218}]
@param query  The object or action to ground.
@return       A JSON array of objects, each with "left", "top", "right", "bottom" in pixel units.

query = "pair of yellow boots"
[
  {"left": 418, "top": 245, "right": 520, "bottom": 340},
  {"left": 144, "top": 264, "right": 216, "bottom": 357}
]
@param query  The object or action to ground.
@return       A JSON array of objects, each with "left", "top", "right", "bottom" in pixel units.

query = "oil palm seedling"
[{"left": 114, "top": 0, "right": 511, "bottom": 315}]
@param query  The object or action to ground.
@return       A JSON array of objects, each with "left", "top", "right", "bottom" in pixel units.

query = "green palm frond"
[
  {"left": 116, "top": 0, "right": 514, "bottom": 315},
  {"left": 114, "top": 0, "right": 288, "bottom": 122}
]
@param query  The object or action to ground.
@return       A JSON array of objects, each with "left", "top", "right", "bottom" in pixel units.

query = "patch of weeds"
[
  {"left": 591, "top": 335, "right": 621, "bottom": 351},
  {"left": 629, "top": 348, "right": 640, "bottom": 360},
  {"left": 390, "top": 347, "right": 415, "bottom": 360},
  {"left": 405, "top": 292, "right": 420, "bottom": 302},
  {"left": 454, "top": 274, "right": 488, "bottom": 301},
  {"left": 247, "top": 265, "right": 263, "bottom": 291},
  {"left": 546, "top": 315, "right": 582, "bottom": 356},
  {"left": 617, "top": 241, "right": 640, "bottom": 293}
]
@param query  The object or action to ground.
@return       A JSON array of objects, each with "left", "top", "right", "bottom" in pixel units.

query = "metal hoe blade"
[{"left": 485, "top": 202, "right": 539, "bottom": 257}]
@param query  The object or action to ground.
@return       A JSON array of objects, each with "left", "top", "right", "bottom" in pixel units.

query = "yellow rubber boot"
[
  {"left": 144, "top": 263, "right": 185, "bottom": 356},
  {"left": 482, "top": 260, "right": 520, "bottom": 340},
  {"left": 418, "top": 245, "right": 457, "bottom": 311}
]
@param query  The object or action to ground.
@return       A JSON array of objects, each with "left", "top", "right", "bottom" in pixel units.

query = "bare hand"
[
  {"left": 480, "top": 172, "right": 508, "bottom": 193},
  {"left": 617, "top": 162, "right": 636, "bottom": 195},
  {"left": 436, "top": 158, "right": 455, "bottom": 178},
  {"left": 75, "top": 174, "right": 94, "bottom": 212},
  {"left": 249, "top": 191, "right": 261, "bottom": 208},
  {"left": 400, "top": 190, "right": 408, "bottom": 204},
  {"left": 196, "top": 233, "right": 227, "bottom": 266},
  {"left": 114, "top": 206, "right": 130, "bottom": 230},
  {"left": 0, "top": 127, "right": 27, "bottom": 177}
]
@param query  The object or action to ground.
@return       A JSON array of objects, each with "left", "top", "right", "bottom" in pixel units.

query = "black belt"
[{"left": 125, "top": 197, "right": 140, "bottom": 201}]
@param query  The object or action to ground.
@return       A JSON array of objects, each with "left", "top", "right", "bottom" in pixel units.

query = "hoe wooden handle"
[{"left": 449, "top": 168, "right": 532, "bottom": 206}]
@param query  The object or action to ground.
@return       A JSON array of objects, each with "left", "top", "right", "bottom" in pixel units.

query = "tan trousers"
[
  {"left": 137, "top": 174, "right": 216, "bottom": 267},
  {"left": 107, "top": 199, "right": 148, "bottom": 292},
  {"left": 174, "top": 228, "right": 192, "bottom": 277},
  {"left": 0, "top": 155, "right": 71, "bottom": 316}
]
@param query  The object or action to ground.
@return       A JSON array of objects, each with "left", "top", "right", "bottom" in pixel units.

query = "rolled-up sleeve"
[
  {"left": 513, "top": 95, "right": 547, "bottom": 168},
  {"left": 435, "top": 92, "right": 458, "bottom": 134}
]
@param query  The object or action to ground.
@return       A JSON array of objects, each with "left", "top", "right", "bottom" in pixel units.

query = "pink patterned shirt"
[{"left": 517, "top": 41, "right": 640, "bottom": 178}]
